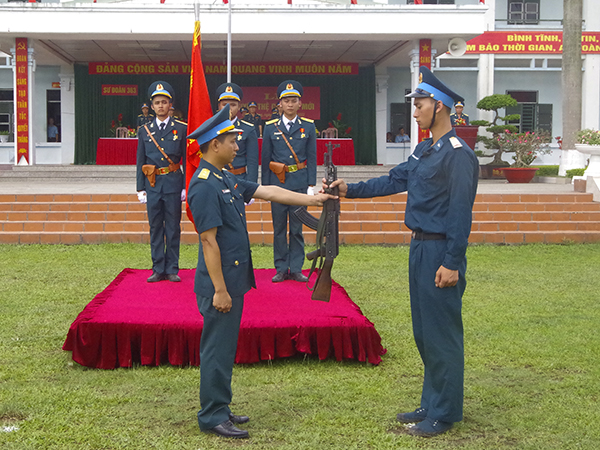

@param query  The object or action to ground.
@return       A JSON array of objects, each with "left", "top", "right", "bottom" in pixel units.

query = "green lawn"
[{"left": 1, "top": 243, "right": 599, "bottom": 449}]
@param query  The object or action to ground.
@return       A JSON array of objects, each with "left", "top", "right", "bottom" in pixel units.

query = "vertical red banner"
[
  {"left": 15, "top": 38, "right": 29, "bottom": 164},
  {"left": 418, "top": 39, "right": 432, "bottom": 143}
]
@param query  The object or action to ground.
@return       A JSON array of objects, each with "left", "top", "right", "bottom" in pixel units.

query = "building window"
[
  {"left": 47, "top": 89, "right": 61, "bottom": 142},
  {"left": 506, "top": 90, "right": 552, "bottom": 135},
  {"left": 508, "top": 0, "right": 540, "bottom": 25},
  {"left": 0, "top": 90, "right": 14, "bottom": 139}
]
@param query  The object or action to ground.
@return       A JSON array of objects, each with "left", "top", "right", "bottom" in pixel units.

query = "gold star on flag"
[{"left": 421, "top": 44, "right": 429, "bottom": 51}]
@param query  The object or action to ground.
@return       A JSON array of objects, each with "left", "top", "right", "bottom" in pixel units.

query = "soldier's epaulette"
[
  {"left": 299, "top": 117, "right": 314, "bottom": 123},
  {"left": 241, "top": 120, "right": 254, "bottom": 127},
  {"left": 462, "top": 113, "right": 469, "bottom": 117},
  {"left": 174, "top": 119, "right": 188, "bottom": 126},
  {"left": 265, "top": 118, "right": 279, "bottom": 125}
]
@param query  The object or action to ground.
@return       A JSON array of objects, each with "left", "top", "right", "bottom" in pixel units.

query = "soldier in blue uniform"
[
  {"left": 215, "top": 82, "right": 259, "bottom": 183},
  {"left": 243, "top": 100, "right": 264, "bottom": 137},
  {"left": 261, "top": 80, "right": 317, "bottom": 283},
  {"left": 187, "top": 105, "right": 333, "bottom": 439},
  {"left": 136, "top": 103, "right": 155, "bottom": 130},
  {"left": 330, "top": 67, "right": 478, "bottom": 437},
  {"left": 270, "top": 104, "right": 281, "bottom": 120},
  {"left": 136, "top": 81, "right": 187, "bottom": 283},
  {"left": 450, "top": 101, "right": 470, "bottom": 126}
]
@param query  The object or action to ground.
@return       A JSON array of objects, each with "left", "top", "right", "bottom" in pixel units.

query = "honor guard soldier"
[
  {"left": 187, "top": 104, "right": 333, "bottom": 440},
  {"left": 243, "top": 100, "right": 264, "bottom": 137},
  {"left": 136, "top": 103, "right": 155, "bottom": 130},
  {"left": 239, "top": 106, "right": 248, "bottom": 119},
  {"left": 215, "top": 82, "right": 259, "bottom": 183},
  {"left": 261, "top": 80, "right": 317, "bottom": 283},
  {"left": 328, "top": 67, "right": 478, "bottom": 437},
  {"left": 450, "top": 101, "right": 470, "bottom": 126},
  {"left": 136, "top": 81, "right": 187, "bottom": 283}
]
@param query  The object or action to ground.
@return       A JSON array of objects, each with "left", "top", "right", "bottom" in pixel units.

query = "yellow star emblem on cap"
[
  {"left": 226, "top": 86, "right": 233, "bottom": 93},
  {"left": 157, "top": 83, "right": 164, "bottom": 90},
  {"left": 286, "top": 83, "right": 293, "bottom": 90}
]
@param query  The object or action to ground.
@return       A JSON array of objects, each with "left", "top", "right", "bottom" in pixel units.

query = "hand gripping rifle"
[{"left": 294, "top": 142, "right": 340, "bottom": 301}]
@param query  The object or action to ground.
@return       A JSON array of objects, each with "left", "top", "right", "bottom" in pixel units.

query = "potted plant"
[
  {"left": 497, "top": 130, "right": 551, "bottom": 183},
  {"left": 0, "top": 130, "right": 9, "bottom": 143},
  {"left": 470, "top": 94, "right": 521, "bottom": 179},
  {"left": 574, "top": 129, "right": 600, "bottom": 178}
]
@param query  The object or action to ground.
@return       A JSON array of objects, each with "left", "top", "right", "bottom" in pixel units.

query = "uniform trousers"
[
  {"left": 196, "top": 294, "right": 244, "bottom": 430},
  {"left": 146, "top": 191, "right": 181, "bottom": 275},
  {"left": 270, "top": 188, "right": 305, "bottom": 274},
  {"left": 409, "top": 239, "right": 466, "bottom": 423}
]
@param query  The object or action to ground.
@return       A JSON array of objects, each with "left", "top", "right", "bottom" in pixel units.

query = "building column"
[
  {"left": 375, "top": 73, "right": 389, "bottom": 164},
  {"left": 477, "top": 53, "right": 495, "bottom": 124},
  {"left": 59, "top": 67, "right": 75, "bottom": 164},
  {"left": 408, "top": 47, "right": 420, "bottom": 149}
]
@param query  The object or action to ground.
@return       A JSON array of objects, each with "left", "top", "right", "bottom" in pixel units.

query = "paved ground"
[{"left": 0, "top": 178, "right": 576, "bottom": 195}]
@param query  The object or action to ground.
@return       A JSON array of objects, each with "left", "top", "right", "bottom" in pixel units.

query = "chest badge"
[
  {"left": 198, "top": 168, "right": 210, "bottom": 179},
  {"left": 450, "top": 136, "right": 462, "bottom": 149}
]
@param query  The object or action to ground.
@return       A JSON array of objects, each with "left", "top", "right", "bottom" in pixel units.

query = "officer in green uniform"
[
  {"left": 450, "top": 101, "right": 470, "bottom": 126},
  {"left": 329, "top": 67, "right": 478, "bottom": 437},
  {"left": 261, "top": 80, "right": 317, "bottom": 283},
  {"left": 136, "top": 81, "right": 187, "bottom": 283},
  {"left": 136, "top": 103, "right": 155, "bottom": 130},
  {"left": 187, "top": 104, "right": 333, "bottom": 439},
  {"left": 215, "top": 82, "right": 259, "bottom": 183},
  {"left": 243, "top": 101, "right": 264, "bottom": 137}
]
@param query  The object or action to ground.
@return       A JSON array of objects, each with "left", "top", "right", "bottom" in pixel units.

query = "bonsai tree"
[{"left": 470, "top": 94, "right": 521, "bottom": 166}]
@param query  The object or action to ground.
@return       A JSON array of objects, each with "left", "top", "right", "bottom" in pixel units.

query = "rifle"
[{"left": 294, "top": 142, "right": 340, "bottom": 301}]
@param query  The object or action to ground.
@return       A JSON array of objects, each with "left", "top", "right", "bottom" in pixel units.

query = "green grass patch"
[
  {"left": 532, "top": 165, "right": 559, "bottom": 177},
  {"left": 1, "top": 243, "right": 599, "bottom": 449}
]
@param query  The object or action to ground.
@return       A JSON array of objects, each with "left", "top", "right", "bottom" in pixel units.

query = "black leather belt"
[{"left": 411, "top": 231, "right": 447, "bottom": 240}]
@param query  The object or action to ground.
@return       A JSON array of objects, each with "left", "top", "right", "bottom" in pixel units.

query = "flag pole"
[{"left": 227, "top": 0, "right": 232, "bottom": 83}]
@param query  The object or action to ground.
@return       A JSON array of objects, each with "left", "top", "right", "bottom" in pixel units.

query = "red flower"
[
  {"left": 336, "top": 113, "right": 342, "bottom": 121},
  {"left": 118, "top": 113, "right": 123, "bottom": 122},
  {"left": 328, "top": 122, "right": 333, "bottom": 128},
  {"left": 111, "top": 120, "right": 115, "bottom": 127},
  {"left": 345, "top": 127, "right": 352, "bottom": 134}
]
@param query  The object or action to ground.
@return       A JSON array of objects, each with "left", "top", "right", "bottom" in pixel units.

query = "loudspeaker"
[{"left": 448, "top": 38, "right": 467, "bottom": 57}]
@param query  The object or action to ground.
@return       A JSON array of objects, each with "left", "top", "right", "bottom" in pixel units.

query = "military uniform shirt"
[
  {"left": 188, "top": 159, "right": 259, "bottom": 298},
  {"left": 137, "top": 113, "right": 155, "bottom": 128},
  {"left": 450, "top": 113, "right": 470, "bottom": 126},
  {"left": 229, "top": 119, "right": 259, "bottom": 183},
  {"left": 346, "top": 130, "right": 478, "bottom": 270}
]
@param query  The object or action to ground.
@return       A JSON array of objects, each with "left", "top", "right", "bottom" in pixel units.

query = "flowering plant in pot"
[
  {"left": 575, "top": 129, "right": 600, "bottom": 146},
  {"left": 496, "top": 130, "right": 551, "bottom": 183},
  {"left": 109, "top": 113, "right": 124, "bottom": 137},
  {"left": 574, "top": 129, "right": 600, "bottom": 178}
]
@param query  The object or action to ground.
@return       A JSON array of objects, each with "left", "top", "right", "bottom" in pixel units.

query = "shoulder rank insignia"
[
  {"left": 241, "top": 120, "right": 254, "bottom": 127},
  {"left": 449, "top": 136, "right": 462, "bottom": 149},
  {"left": 299, "top": 117, "right": 314, "bottom": 123},
  {"left": 265, "top": 118, "right": 278, "bottom": 125},
  {"left": 198, "top": 168, "right": 210, "bottom": 179},
  {"left": 174, "top": 119, "right": 188, "bottom": 126}
]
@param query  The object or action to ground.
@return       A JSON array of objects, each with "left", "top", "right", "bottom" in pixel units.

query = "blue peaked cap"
[
  {"left": 187, "top": 104, "right": 242, "bottom": 146},
  {"left": 406, "top": 66, "right": 463, "bottom": 109}
]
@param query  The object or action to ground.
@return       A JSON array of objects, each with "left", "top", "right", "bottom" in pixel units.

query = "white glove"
[
  {"left": 137, "top": 191, "right": 147, "bottom": 204},
  {"left": 245, "top": 198, "right": 255, "bottom": 206},
  {"left": 306, "top": 186, "right": 315, "bottom": 196},
  {"left": 181, "top": 189, "right": 186, "bottom": 202}
]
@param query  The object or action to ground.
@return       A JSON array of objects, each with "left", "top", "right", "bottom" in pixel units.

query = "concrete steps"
[{"left": 1, "top": 192, "right": 600, "bottom": 245}]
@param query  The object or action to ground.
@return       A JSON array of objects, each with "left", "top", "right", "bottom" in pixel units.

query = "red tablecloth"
[
  {"left": 96, "top": 138, "right": 137, "bottom": 165},
  {"left": 96, "top": 137, "right": 355, "bottom": 166}
]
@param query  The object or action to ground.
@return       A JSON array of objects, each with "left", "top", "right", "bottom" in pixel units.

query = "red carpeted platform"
[{"left": 63, "top": 269, "right": 386, "bottom": 369}]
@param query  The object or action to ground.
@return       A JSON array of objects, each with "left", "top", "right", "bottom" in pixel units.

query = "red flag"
[
  {"left": 160, "top": 0, "right": 165, "bottom": 3},
  {"left": 288, "top": 0, "right": 292, "bottom": 4},
  {"left": 414, "top": 0, "right": 423, "bottom": 4},
  {"left": 351, "top": 0, "right": 357, "bottom": 4},
  {"left": 185, "top": 20, "right": 214, "bottom": 224},
  {"left": 223, "top": 0, "right": 229, "bottom": 3}
]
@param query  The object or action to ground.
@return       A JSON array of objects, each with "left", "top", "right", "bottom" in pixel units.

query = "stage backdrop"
[{"left": 73, "top": 64, "right": 376, "bottom": 165}]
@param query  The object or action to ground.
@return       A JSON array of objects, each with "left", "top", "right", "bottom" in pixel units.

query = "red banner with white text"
[{"left": 15, "top": 38, "right": 29, "bottom": 165}]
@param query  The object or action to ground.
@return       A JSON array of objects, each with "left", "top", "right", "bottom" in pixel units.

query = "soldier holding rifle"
[{"left": 327, "top": 67, "right": 478, "bottom": 437}]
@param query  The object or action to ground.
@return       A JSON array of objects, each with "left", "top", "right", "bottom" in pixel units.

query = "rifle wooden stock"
[{"left": 311, "top": 258, "right": 333, "bottom": 302}]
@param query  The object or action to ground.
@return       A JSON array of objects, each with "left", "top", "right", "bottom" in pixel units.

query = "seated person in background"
[
  {"left": 47, "top": 118, "right": 59, "bottom": 142},
  {"left": 450, "top": 101, "right": 469, "bottom": 126},
  {"left": 395, "top": 127, "right": 410, "bottom": 143},
  {"left": 137, "top": 103, "right": 155, "bottom": 130},
  {"left": 386, "top": 132, "right": 394, "bottom": 143}
]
